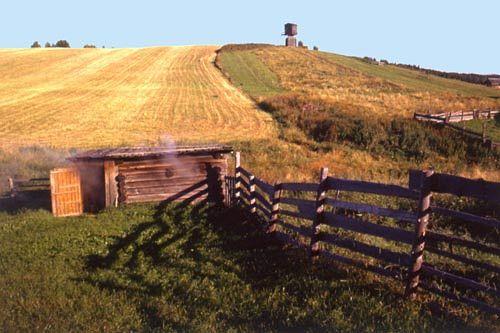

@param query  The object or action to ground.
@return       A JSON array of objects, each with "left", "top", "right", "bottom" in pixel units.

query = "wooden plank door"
[{"left": 50, "top": 168, "right": 83, "bottom": 217}]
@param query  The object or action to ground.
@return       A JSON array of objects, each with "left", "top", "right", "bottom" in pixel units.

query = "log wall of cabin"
[{"left": 115, "top": 155, "right": 228, "bottom": 205}]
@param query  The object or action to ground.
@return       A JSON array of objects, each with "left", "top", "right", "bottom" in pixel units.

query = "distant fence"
[
  {"left": 7, "top": 177, "right": 50, "bottom": 197},
  {"left": 414, "top": 110, "right": 499, "bottom": 148},
  {"left": 231, "top": 152, "right": 500, "bottom": 315}
]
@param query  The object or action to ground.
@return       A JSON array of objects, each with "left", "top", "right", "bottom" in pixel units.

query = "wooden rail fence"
[
  {"left": 232, "top": 153, "right": 500, "bottom": 314},
  {"left": 7, "top": 177, "right": 50, "bottom": 197},
  {"left": 414, "top": 110, "right": 499, "bottom": 148}
]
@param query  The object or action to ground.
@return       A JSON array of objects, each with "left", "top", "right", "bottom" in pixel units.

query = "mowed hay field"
[{"left": 0, "top": 46, "right": 276, "bottom": 148}]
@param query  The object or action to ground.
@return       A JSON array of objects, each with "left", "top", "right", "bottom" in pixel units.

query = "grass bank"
[{"left": 0, "top": 203, "right": 497, "bottom": 332}]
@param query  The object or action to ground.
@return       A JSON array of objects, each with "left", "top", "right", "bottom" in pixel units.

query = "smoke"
[
  {"left": 0, "top": 145, "right": 69, "bottom": 195},
  {"left": 158, "top": 135, "right": 197, "bottom": 180}
]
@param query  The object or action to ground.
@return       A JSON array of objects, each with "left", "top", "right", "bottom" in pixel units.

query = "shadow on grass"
[
  {"left": 80, "top": 200, "right": 470, "bottom": 331},
  {"left": 0, "top": 190, "right": 51, "bottom": 214}
]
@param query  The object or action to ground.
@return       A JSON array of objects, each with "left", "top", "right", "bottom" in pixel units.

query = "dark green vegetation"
[
  {"left": 0, "top": 202, "right": 497, "bottom": 332},
  {"left": 259, "top": 94, "right": 500, "bottom": 169}
]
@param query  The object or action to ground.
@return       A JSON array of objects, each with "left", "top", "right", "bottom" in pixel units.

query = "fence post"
[
  {"left": 234, "top": 152, "right": 241, "bottom": 206},
  {"left": 482, "top": 123, "right": 487, "bottom": 144},
  {"left": 405, "top": 169, "right": 434, "bottom": 299},
  {"left": 267, "top": 182, "right": 282, "bottom": 233},
  {"left": 310, "top": 167, "right": 329, "bottom": 259},
  {"left": 249, "top": 173, "right": 256, "bottom": 215},
  {"left": 8, "top": 177, "right": 15, "bottom": 197}
]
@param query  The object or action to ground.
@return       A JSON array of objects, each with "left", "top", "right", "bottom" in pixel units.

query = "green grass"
[
  {"left": 320, "top": 52, "right": 500, "bottom": 98},
  {"left": 0, "top": 202, "right": 497, "bottom": 332},
  {"left": 217, "top": 50, "right": 282, "bottom": 99}
]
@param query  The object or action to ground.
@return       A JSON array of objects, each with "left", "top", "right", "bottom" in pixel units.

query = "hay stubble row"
[{"left": 0, "top": 46, "right": 276, "bottom": 148}]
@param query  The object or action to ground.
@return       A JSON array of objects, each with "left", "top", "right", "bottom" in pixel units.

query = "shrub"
[
  {"left": 44, "top": 42, "right": 51, "bottom": 48},
  {"left": 259, "top": 93, "right": 499, "bottom": 166},
  {"left": 54, "top": 40, "right": 70, "bottom": 48},
  {"left": 30, "top": 41, "right": 41, "bottom": 48}
]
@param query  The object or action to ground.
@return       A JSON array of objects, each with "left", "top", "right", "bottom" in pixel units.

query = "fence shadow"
[{"left": 0, "top": 190, "right": 51, "bottom": 214}]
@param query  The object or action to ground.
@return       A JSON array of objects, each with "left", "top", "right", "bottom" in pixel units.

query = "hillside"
[
  {"left": 0, "top": 46, "right": 276, "bottom": 148},
  {"left": 216, "top": 45, "right": 500, "bottom": 182},
  {"left": 217, "top": 45, "right": 500, "bottom": 118}
]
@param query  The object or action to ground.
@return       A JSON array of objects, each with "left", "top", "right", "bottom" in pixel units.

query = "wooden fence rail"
[
  {"left": 232, "top": 154, "right": 500, "bottom": 315},
  {"left": 414, "top": 110, "right": 500, "bottom": 148},
  {"left": 7, "top": 177, "right": 50, "bottom": 197}
]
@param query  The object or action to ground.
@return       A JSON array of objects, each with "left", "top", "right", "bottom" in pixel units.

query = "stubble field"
[{"left": 0, "top": 46, "right": 276, "bottom": 148}]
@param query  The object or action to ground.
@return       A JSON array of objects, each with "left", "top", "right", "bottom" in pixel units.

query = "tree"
[
  {"left": 45, "top": 42, "right": 51, "bottom": 48},
  {"left": 298, "top": 41, "right": 304, "bottom": 48},
  {"left": 54, "top": 40, "right": 70, "bottom": 48},
  {"left": 30, "top": 41, "right": 41, "bottom": 48},
  {"left": 83, "top": 44, "right": 96, "bottom": 48},
  {"left": 313, "top": 46, "right": 319, "bottom": 51}
]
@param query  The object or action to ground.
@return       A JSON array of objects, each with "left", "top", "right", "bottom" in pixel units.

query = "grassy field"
[
  {"left": 216, "top": 45, "right": 500, "bottom": 182},
  {"left": 217, "top": 46, "right": 500, "bottom": 119},
  {"left": 0, "top": 202, "right": 497, "bottom": 332},
  {"left": 0, "top": 45, "right": 499, "bottom": 331},
  {"left": 0, "top": 46, "right": 276, "bottom": 148}
]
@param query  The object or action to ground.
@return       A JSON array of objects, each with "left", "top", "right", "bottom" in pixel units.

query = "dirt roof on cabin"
[{"left": 70, "top": 144, "right": 233, "bottom": 161}]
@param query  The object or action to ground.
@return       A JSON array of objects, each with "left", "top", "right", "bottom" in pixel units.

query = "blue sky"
[{"left": 2, "top": 0, "right": 498, "bottom": 74}]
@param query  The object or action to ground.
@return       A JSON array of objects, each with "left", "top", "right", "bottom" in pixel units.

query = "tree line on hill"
[
  {"left": 360, "top": 56, "right": 499, "bottom": 86},
  {"left": 392, "top": 63, "right": 500, "bottom": 86},
  {"left": 30, "top": 41, "right": 102, "bottom": 48}
]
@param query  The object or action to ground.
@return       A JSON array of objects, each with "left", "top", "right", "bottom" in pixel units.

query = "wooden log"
[
  {"left": 325, "top": 198, "right": 418, "bottom": 223},
  {"left": 126, "top": 188, "right": 209, "bottom": 204},
  {"left": 323, "top": 212, "right": 414, "bottom": 245},
  {"left": 431, "top": 206, "right": 500, "bottom": 229},
  {"left": 234, "top": 152, "right": 241, "bottom": 205},
  {"left": 280, "top": 197, "right": 316, "bottom": 208},
  {"left": 280, "top": 182, "right": 319, "bottom": 192},
  {"left": 409, "top": 170, "right": 500, "bottom": 202},
  {"left": 419, "top": 282, "right": 500, "bottom": 316},
  {"left": 326, "top": 177, "right": 419, "bottom": 199},
  {"left": 254, "top": 190, "right": 272, "bottom": 211},
  {"left": 253, "top": 176, "right": 274, "bottom": 195},
  {"left": 118, "top": 155, "right": 225, "bottom": 168},
  {"left": 310, "top": 167, "right": 328, "bottom": 258},
  {"left": 426, "top": 231, "right": 500, "bottom": 256},
  {"left": 104, "top": 160, "right": 118, "bottom": 207},
  {"left": 239, "top": 177, "right": 250, "bottom": 194},
  {"left": 405, "top": 169, "right": 433, "bottom": 300},
  {"left": 238, "top": 167, "right": 252, "bottom": 181},
  {"left": 118, "top": 163, "right": 226, "bottom": 177},
  {"left": 125, "top": 184, "right": 209, "bottom": 196},
  {"left": 248, "top": 172, "right": 256, "bottom": 215},
  {"left": 321, "top": 234, "right": 412, "bottom": 266},
  {"left": 268, "top": 182, "right": 282, "bottom": 233},
  {"left": 426, "top": 246, "right": 500, "bottom": 274},
  {"left": 421, "top": 265, "right": 499, "bottom": 297},
  {"left": 123, "top": 177, "right": 209, "bottom": 189},
  {"left": 255, "top": 201, "right": 271, "bottom": 216},
  {"left": 8, "top": 177, "right": 15, "bottom": 197}
]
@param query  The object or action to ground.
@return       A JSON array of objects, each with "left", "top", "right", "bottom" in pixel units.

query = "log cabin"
[
  {"left": 65, "top": 144, "right": 232, "bottom": 213},
  {"left": 486, "top": 77, "right": 500, "bottom": 89}
]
